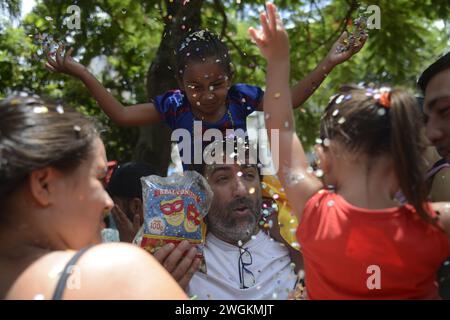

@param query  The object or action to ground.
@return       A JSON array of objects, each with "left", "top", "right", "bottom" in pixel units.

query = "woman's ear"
[{"left": 28, "top": 167, "right": 57, "bottom": 207}]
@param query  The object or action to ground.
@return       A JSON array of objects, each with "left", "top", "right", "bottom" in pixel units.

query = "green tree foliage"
[{"left": 1, "top": 0, "right": 448, "bottom": 170}]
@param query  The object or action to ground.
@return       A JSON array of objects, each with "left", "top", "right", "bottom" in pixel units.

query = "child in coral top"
[{"left": 250, "top": 2, "right": 450, "bottom": 299}]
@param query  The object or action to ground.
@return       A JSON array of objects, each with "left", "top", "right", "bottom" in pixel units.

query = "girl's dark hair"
[
  {"left": 320, "top": 87, "right": 432, "bottom": 223},
  {"left": 175, "top": 29, "right": 233, "bottom": 79},
  {"left": 0, "top": 94, "right": 99, "bottom": 202}
]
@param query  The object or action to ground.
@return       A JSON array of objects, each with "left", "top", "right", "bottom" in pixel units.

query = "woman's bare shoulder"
[{"left": 5, "top": 243, "right": 187, "bottom": 300}]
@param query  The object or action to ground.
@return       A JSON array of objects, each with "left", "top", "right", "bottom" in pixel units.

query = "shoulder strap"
[
  {"left": 426, "top": 158, "right": 450, "bottom": 180},
  {"left": 52, "top": 246, "right": 92, "bottom": 300}
]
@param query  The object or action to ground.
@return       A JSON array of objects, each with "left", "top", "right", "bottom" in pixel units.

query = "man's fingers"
[
  {"left": 153, "top": 242, "right": 176, "bottom": 264},
  {"left": 132, "top": 214, "right": 141, "bottom": 231},
  {"left": 178, "top": 258, "right": 201, "bottom": 290},
  {"left": 162, "top": 240, "right": 191, "bottom": 273},
  {"left": 111, "top": 205, "right": 129, "bottom": 225},
  {"left": 171, "top": 246, "right": 198, "bottom": 281}
]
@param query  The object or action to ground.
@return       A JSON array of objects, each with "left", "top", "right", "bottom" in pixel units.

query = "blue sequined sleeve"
[
  {"left": 228, "top": 83, "right": 264, "bottom": 118},
  {"left": 151, "top": 90, "right": 187, "bottom": 130}
]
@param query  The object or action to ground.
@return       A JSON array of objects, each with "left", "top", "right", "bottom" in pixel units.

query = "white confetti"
[
  {"left": 337, "top": 117, "right": 346, "bottom": 124},
  {"left": 291, "top": 242, "right": 300, "bottom": 249},
  {"left": 56, "top": 105, "right": 64, "bottom": 114},
  {"left": 335, "top": 95, "right": 344, "bottom": 104},
  {"left": 377, "top": 108, "right": 386, "bottom": 116},
  {"left": 33, "top": 106, "right": 48, "bottom": 114}
]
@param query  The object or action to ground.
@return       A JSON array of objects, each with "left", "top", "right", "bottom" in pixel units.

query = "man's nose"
[
  {"left": 232, "top": 175, "right": 249, "bottom": 197},
  {"left": 425, "top": 119, "right": 444, "bottom": 144}
]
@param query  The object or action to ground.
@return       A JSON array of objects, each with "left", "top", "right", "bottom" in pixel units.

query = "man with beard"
[
  {"left": 152, "top": 137, "right": 303, "bottom": 299},
  {"left": 183, "top": 150, "right": 300, "bottom": 300},
  {"left": 418, "top": 52, "right": 450, "bottom": 299}
]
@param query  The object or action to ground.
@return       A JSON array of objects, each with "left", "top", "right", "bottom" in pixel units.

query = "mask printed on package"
[{"left": 140, "top": 171, "right": 212, "bottom": 273}]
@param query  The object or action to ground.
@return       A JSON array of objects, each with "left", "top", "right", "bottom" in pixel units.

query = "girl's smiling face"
[{"left": 179, "top": 57, "right": 231, "bottom": 121}]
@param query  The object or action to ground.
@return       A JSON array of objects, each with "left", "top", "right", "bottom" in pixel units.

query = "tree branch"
[
  {"left": 304, "top": 0, "right": 357, "bottom": 56},
  {"left": 212, "top": 0, "right": 228, "bottom": 38}
]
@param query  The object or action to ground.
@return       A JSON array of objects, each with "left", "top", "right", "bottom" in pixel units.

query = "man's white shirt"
[{"left": 188, "top": 230, "right": 297, "bottom": 300}]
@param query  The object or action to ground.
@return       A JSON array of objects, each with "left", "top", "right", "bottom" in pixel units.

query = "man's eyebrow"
[
  {"left": 209, "top": 166, "right": 231, "bottom": 175},
  {"left": 240, "top": 164, "right": 258, "bottom": 171}
]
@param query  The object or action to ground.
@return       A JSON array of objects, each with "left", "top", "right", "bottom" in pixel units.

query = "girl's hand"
[
  {"left": 45, "top": 44, "right": 87, "bottom": 78},
  {"left": 248, "top": 2, "right": 289, "bottom": 62},
  {"left": 325, "top": 31, "right": 367, "bottom": 67}
]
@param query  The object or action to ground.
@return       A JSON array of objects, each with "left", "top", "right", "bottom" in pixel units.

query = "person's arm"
[
  {"left": 65, "top": 243, "right": 188, "bottom": 299},
  {"left": 45, "top": 45, "right": 162, "bottom": 126},
  {"left": 290, "top": 31, "right": 367, "bottom": 109},
  {"left": 249, "top": 2, "right": 323, "bottom": 221},
  {"left": 268, "top": 214, "right": 304, "bottom": 273},
  {"left": 431, "top": 202, "right": 450, "bottom": 247}
]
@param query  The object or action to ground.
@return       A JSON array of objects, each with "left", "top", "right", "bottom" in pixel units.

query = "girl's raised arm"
[
  {"left": 249, "top": 2, "right": 323, "bottom": 220},
  {"left": 45, "top": 45, "right": 162, "bottom": 126}
]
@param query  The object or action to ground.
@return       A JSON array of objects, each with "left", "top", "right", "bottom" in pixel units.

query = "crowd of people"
[{"left": 0, "top": 2, "right": 449, "bottom": 300}]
